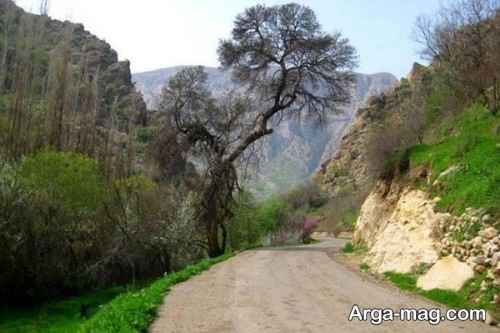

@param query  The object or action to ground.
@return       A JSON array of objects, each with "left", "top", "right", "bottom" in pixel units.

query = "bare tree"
[
  {"left": 414, "top": 0, "right": 500, "bottom": 111},
  {"left": 39, "top": 0, "right": 50, "bottom": 16},
  {"left": 162, "top": 3, "right": 357, "bottom": 257},
  {"left": 0, "top": 0, "right": 17, "bottom": 94}
]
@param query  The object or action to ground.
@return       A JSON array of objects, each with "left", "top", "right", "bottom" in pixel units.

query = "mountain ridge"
[{"left": 133, "top": 66, "right": 398, "bottom": 195}]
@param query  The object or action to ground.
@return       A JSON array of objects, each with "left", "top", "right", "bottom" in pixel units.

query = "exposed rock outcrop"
[
  {"left": 417, "top": 256, "right": 474, "bottom": 291},
  {"left": 315, "top": 63, "right": 430, "bottom": 200},
  {"left": 354, "top": 184, "right": 445, "bottom": 274},
  {"left": 355, "top": 174, "right": 500, "bottom": 288},
  {"left": 0, "top": 0, "right": 146, "bottom": 128}
]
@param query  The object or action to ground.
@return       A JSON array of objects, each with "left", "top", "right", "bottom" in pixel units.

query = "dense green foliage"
[
  {"left": 0, "top": 150, "right": 203, "bottom": 302},
  {"left": 228, "top": 183, "right": 326, "bottom": 249},
  {"left": 80, "top": 253, "right": 233, "bottom": 333},
  {"left": 410, "top": 104, "right": 500, "bottom": 215},
  {"left": 227, "top": 192, "right": 262, "bottom": 250},
  {"left": 19, "top": 151, "right": 105, "bottom": 213},
  {"left": 0, "top": 152, "right": 107, "bottom": 301}
]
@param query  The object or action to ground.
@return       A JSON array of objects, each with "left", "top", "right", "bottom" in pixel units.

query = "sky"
[{"left": 15, "top": 0, "right": 442, "bottom": 78}]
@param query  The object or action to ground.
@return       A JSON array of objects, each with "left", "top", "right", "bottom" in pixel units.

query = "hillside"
[
  {"left": 133, "top": 67, "right": 397, "bottom": 195},
  {"left": 0, "top": 0, "right": 164, "bottom": 304},
  {"left": 0, "top": 0, "right": 146, "bottom": 129}
]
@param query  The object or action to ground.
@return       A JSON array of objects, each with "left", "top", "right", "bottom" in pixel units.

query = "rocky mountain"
[
  {"left": 133, "top": 67, "right": 397, "bottom": 195},
  {"left": 0, "top": 0, "right": 147, "bottom": 129},
  {"left": 315, "top": 63, "right": 428, "bottom": 200}
]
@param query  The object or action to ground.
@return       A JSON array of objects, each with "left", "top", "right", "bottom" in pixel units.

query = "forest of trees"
[{"left": 0, "top": 0, "right": 200, "bottom": 302}]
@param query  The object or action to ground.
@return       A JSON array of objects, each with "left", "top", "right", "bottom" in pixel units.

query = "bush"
[
  {"left": 302, "top": 218, "right": 320, "bottom": 243},
  {"left": 321, "top": 191, "right": 364, "bottom": 235},
  {"left": 342, "top": 242, "right": 354, "bottom": 253},
  {"left": 19, "top": 150, "right": 105, "bottom": 214},
  {"left": 136, "top": 127, "right": 156, "bottom": 144},
  {"left": 0, "top": 152, "right": 107, "bottom": 301},
  {"left": 228, "top": 191, "right": 262, "bottom": 250},
  {"left": 282, "top": 182, "right": 328, "bottom": 211},
  {"left": 256, "top": 196, "right": 290, "bottom": 234},
  {"left": 0, "top": 151, "right": 204, "bottom": 302}
]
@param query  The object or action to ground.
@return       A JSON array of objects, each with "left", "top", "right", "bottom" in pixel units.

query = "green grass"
[
  {"left": 79, "top": 253, "right": 233, "bottom": 333},
  {"left": 0, "top": 286, "right": 133, "bottom": 333},
  {"left": 384, "top": 272, "right": 418, "bottom": 292},
  {"left": 410, "top": 104, "right": 500, "bottom": 216},
  {"left": 0, "top": 254, "right": 233, "bottom": 333},
  {"left": 384, "top": 271, "right": 500, "bottom": 313}
]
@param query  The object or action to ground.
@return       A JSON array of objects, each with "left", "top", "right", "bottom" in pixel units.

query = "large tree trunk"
[
  {"left": 201, "top": 162, "right": 234, "bottom": 258},
  {"left": 203, "top": 194, "right": 225, "bottom": 258}
]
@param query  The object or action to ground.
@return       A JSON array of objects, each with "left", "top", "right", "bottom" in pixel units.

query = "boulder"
[
  {"left": 492, "top": 252, "right": 500, "bottom": 266},
  {"left": 417, "top": 256, "right": 474, "bottom": 291},
  {"left": 471, "top": 236, "right": 483, "bottom": 249},
  {"left": 480, "top": 227, "right": 498, "bottom": 240},
  {"left": 482, "top": 214, "right": 492, "bottom": 223}
]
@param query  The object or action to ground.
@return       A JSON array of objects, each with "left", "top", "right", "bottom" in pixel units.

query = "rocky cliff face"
[
  {"left": 354, "top": 167, "right": 500, "bottom": 293},
  {"left": 0, "top": 0, "right": 146, "bottom": 128},
  {"left": 133, "top": 67, "right": 397, "bottom": 195},
  {"left": 315, "top": 63, "right": 429, "bottom": 200}
]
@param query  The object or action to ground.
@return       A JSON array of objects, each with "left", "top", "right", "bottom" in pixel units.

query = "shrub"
[
  {"left": 282, "top": 182, "right": 328, "bottom": 211},
  {"left": 302, "top": 218, "right": 320, "bottom": 243},
  {"left": 256, "top": 196, "right": 290, "bottom": 234},
  {"left": 228, "top": 191, "right": 262, "bottom": 250},
  {"left": 19, "top": 150, "right": 105, "bottom": 214},
  {"left": 342, "top": 242, "right": 354, "bottom": 253},
  {"left": 136, "top": 127, "right": 156, "bottom": 144},
  {"left": 321, "top": 191, "right": 364, "bottom": 235},
  {"left": 0, "top": 152, "right": 107, "bottom": 301}
]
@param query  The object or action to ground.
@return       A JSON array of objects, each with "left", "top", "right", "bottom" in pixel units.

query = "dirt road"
[{"left": 150, "top": 239, "right": 497, "bottom": 333}]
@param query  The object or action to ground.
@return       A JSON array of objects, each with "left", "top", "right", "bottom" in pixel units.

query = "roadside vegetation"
[
  {"left": 80, "top": 254, "right": 233, "bottom": 333},
  {"left": 0, "top": 254, "right": 232, "bottom": 333},
  {"left": 229, "top": 182, "right": 327, "bottom": 249},
  {"left": 384, "top": 272, "right": 500, "bottom": 316}
]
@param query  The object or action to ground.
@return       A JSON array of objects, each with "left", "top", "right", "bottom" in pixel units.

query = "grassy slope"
[
  {"left": 381, "top": 104, "right": 500, "bottom": 314},
  {"left": 0, "top": 254, "right": 233, "bottom": 333},
  {"left": 410, "top": 104, "right": 500, "bottom": 216}
]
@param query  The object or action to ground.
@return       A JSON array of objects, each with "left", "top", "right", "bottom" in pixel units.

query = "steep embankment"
[
  {"left": 315, "top": 63, "right": 429, "bottom": 200},
  {"left": 320, "top": 61, "right": 500, "bottom": 320},
  {"left": 133, "top": 67, "right": 397, "bottom": 195},
  {"left": 355, "top": 105, "right": 500, "bottom": 277}
]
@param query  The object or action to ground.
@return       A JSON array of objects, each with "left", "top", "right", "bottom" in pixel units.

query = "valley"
[{"left": 1, "top": 0, "right": 500, "bottom": 332}]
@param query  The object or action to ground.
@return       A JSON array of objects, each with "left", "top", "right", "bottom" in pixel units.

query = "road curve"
[{"left": 150, "top": 239, "right": 497, "bottom": 333}]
